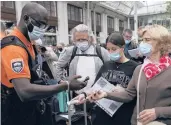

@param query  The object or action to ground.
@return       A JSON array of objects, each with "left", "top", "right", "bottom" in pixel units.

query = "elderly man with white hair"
[{"left": 56, "top": 24, "right": 110, "bottom": 96}]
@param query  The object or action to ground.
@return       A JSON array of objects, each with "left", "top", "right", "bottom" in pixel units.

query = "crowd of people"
[{"left": 1, "top": 2, "right": 171, "bottom": 125}]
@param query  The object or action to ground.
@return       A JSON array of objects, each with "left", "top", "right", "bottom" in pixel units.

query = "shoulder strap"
[
  {"left": 1, "top": 36, "right": 35, "bottom": 68},
  {"left": 66, "top": 46, "right": 77, "bottom": 77},
  {"left": 69, "top": 46, "right": 77, "bottom": 65},
  {"left": 96, "top": 45, "right": 104, "bottom": 64},
  {"left": 137, "top": 66, "right": 143, "bottom": 119}
]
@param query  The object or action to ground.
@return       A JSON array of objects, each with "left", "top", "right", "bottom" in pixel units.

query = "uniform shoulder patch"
[{"left": 11, "top": 58, "right": 24, "bottom": 73}]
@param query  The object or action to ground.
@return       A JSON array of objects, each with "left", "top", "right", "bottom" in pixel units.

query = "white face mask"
[
  {"left": 76, "top": 41, "right": 90, "bottom": 51},
  {"left": 28, "top": 25, "right": 45, "bottom": 41}
]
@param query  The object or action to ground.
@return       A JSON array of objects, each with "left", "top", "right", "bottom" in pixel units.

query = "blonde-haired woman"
[{"left": 87, "top": 25, "right": 171, "bottom": 125}]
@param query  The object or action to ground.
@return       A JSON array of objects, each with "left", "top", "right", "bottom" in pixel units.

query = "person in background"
[
  {"left": 94, "top": 32, "right": 138, "bottom": 125},
  {"left": 123, "top": 29, "right": 137, "bottom": 59},
  {"left": 56, "top": 42, "right": 65, "bottom": 57},
  {"left": 56, "top": 24, "right": 110, "bottom": 93},
  {"left": 123, "top": 29, "right": 145, "bottom": 64},
  {"left": 55, "top": 24, "right": 110, "bottom": 114},
  {"left": 34, "top": 38, "right": 59, "bottom": 79},
  {"left": 74, "top": 33, "right": 138, "bottom": 125},
  {"left": 0, "top": 21, "right": 7, "bottom": 39},
  {"left": 88, "top": 25, "right": 171, "bottom": 125}
]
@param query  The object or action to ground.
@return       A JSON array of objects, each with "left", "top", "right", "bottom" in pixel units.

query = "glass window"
[
  {"left": 152, "top": 20, "right": 156, "bottom": 24},
  {"left": 119, "top": 20, "right": 124, "bottom": 27},
  {"left": 67, "top": 4, "right": 83, "bottom": 22},
  {"left": 5, "top": 1, "right": 14, "bottom": 8},
  {"left": 157, "top": 20, "right": 162, "bottom": 25},
  {"left": 71, "top": 6, "right": 75, "bottom": 20},
  {"left": 1, "top": 1, "right": 14, "bottom": 9},
  {"left": 107, "top": 16, "right": 114, "bottom": 28},
  {"left": 166, "top": 20, "right": 170, "bottom": 28},
  {"left": 67, "top": 5, "right": 71, "bottom": 20},
  {"left": 162, "top": 20, "right": 166, "bottom": 27},
  {"left": 79, "top": 8, "right": 83, "bottom": 22},
  {"left": 75, "top": 7, "right": 79, "bottom": 21},
  {"left": 96, "top": 13, "right": 101, "bottom": 26}
]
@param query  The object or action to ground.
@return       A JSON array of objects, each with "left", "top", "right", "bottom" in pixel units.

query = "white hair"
[{"left": 70, "top": 24, "right": 95, "bottom": 43}]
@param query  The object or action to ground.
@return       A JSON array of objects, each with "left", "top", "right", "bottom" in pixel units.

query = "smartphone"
[{"left": 83, "top": 76, "right": 90, "bottom": 82}]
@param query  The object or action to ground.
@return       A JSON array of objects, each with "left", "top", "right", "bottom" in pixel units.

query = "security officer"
[{"left": 1, "top": 3, "right": 87, "bottom": 125}]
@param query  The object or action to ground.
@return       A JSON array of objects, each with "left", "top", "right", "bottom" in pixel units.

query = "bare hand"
[
  {"left": 87, "top": 90, "right": 107, "bottom": 102},
  {"left": 68, "top": 75, "right": 87, "bottom": 91},
  {"left": 138, "top": 108, "right": 157, "bottom": 125},
  {"left": 72, "top": 94, "right": 86, "bottom": 105}
]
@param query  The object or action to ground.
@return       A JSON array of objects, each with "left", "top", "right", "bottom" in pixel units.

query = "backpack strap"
[
  {"left": 69, "top": 46, "right": 78, "bottom": 65},
  {"left": 66, "top": 46, "right": 77, "bottom": 77},
  {"left": 66, "top": 45, "right": 104, "bottom": 77},
  {"left": 96, "top": 45, "right": 104, "bottom": 64},
  {"left": 75, "top": 54, "right": 98, "bottom": 57}
]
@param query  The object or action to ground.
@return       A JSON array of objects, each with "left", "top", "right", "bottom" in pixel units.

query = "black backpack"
[
  {"left": 66, "top": 45, "right": 104, "bottom": 76},
  {"left": 1, "top": 36, "right": 60, "bottom": 125}
]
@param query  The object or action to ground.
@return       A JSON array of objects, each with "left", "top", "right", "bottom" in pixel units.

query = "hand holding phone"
[{"left": 83, "top": 76, "right": 90, "bottom": 82}]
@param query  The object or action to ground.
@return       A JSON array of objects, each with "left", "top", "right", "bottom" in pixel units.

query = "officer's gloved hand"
[{"left": 68, "top": 75, "right": 88, "bottom": 90}]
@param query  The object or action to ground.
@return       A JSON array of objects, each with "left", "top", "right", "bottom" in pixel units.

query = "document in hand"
[
  {"left": 92, "top": 77, "right": 123, "bottom": 117},
  {"left": 128, "top": 48, "right": 140, "bottom": 58}
]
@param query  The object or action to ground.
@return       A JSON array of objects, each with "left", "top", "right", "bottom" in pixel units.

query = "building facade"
[
  {"left": 0, "top": 1, "right": 130, "bottom": 45},
  {"left": 130, "top": 3, "right": 171, "bottom": 31}
]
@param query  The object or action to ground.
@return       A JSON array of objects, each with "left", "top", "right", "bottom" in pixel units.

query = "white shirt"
[{"left": 75, "top": 46, "right": 96, "bottom": 94}]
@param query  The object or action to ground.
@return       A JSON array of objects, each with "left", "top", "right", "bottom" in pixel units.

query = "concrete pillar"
[
  {"left": 114, "top": 18, "right": 119, "bottom": 31},
  {"left": 83, "top": 5, "right": 92, "bottom": 30},
  {"left": 99, "top": 13, "right": 108, "bottom": 44},
  {"left": 101, "top": 13, "right": 107, "bottom": 37},
  {"left": 93, "top": 10, "right": 96, "bottom": 38},
  {"left": 134, "top": 1, "right": 138, "bottom": 43},
  {"left": 87, "top": 1, "right": 90, "bottom": 28},
  {"left": 128, "top": 17, "right": 130, "bottom": 29},
  {"left": 83, "top": 8, "right": 86, "bottom": 24},
  {"left": 15, "top": 1, "right": 29, "bottom": 25},
  {"left": 89, "top": 9, "right": 92, "bottom": 30},
  {"left": 57, "top": 1, "right": 69, "bottom": 45}
]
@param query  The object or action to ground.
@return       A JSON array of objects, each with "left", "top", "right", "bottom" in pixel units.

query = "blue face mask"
[
  {"left": 139, "top": 42, "right": 152, "bottom": 57},
  {"left": 110, "top": 51, "right": 121, "bottom": 61},
  {"left": 76, "top": 41, "right": 90, "bottom": 52},
  {"left": 125, "top": 40, "right": 131, "bottom": 44},
  {"left": 28, "top": 25, "right": 45, "bottom": 41}
]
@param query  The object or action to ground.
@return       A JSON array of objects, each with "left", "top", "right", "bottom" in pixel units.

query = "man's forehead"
[
  {"left": 125, "top": 32, "right": 132, "bottom": 36},
  {"left": 30, "top": 12, "right": 48, "bottom": 23},
  {"left": 75, "top": 32, "right": 89, "bottom": 39}
]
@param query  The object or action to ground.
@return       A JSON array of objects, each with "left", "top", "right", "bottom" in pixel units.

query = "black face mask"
[{"left": 58, "top": 48, "right": 63, "bottom": 52}]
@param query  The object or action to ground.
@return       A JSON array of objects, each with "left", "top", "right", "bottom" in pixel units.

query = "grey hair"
[
  {"left": 123, "top": 29, "right": 132, "bottom": 35},
  {"left": 70, "top": 24, "right": 95, "bottom": 43}
]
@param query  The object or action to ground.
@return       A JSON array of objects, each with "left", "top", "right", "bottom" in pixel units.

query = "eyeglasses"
[
  {"left": 29, "top": 17, "right": 48, "bottom": 30},
  {"left": 123, "top": 34, "right": 132, "bottom": 40},
  {"left": 76, "top": 39, "right": 89, "bottom": 42}
]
